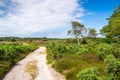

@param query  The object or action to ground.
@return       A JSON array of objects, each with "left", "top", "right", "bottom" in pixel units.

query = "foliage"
[
  {"left": 68, "top": 21, "right": 85, "bottom": 44},
  {"left": 42, "top": 37, "right": 48, "bottom": 41},
  {"left": 104, "top": 55, "right": 120, "bottom": 80},
  {"left": 46, "top": 42, "right": 89, "bottom": 63},
  {"left": 96, "top": 43, "right": 120, "bottom": 60},
  {"left": 46, "top": 42, "right": 107, "bottom": 80},
  {"left": 101, "top": 6, "right": 120, "bottom": 38},
  {"left": 76, "top": 67, "right": 100, "bottom": 80},
  {"left": 0, "top": 43, "right": 37, "bottom": 79},
  {"left": 88, "top": 28, "right": 97, "bottom": 38}
]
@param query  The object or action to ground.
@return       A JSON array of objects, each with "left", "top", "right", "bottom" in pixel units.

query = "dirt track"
[{"left": 3, "top": 47, "right": 65, "bottom": 80}]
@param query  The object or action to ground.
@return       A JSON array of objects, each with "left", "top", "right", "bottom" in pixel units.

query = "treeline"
[
  {"left": 0, "top": 37, "right": 66, "bottom": 42},
  {"left": 0, "top": 43, "right": 38, "bottom": 79}
]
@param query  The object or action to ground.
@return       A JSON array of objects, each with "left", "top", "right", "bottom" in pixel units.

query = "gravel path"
[{"left": 3, "top": 47, "right": 66, "bottom": 80}]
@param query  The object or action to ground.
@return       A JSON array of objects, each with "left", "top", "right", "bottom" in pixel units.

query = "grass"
[
  {"left": 25, "top": 60, "right": 38, "bottom": 80},
  {"left": 51, "top": 53, "right": 107, "bottom": 80}
]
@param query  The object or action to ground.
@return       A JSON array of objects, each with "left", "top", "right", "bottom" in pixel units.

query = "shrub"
[
  {"left": 104, "top": 55, "right": 120, "bottom": 80},
  {"left": 76, "top": 67, "right": 100, "bottom": 80},
  {"left": 0, "top": 43, "right": 37, "bottom": 79}
]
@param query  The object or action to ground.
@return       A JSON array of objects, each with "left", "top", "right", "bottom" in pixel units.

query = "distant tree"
[
  {"left": 10, "top": 37, "right": 17, "bottom": 42},
  {"left": 42, "top": 37, "right": 48, "bottom": 41},
  {"left": 88, "top": 28, "right": 97, "bottom": 38},
  {"left": 68, "top": 21, "right": 85, "bottom": 44},
  {"left": 100, "top": 6, "right": 120, "bottom": 38}
]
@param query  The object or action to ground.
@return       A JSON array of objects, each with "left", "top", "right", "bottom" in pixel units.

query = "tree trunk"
[
  {"left": 76, "top": 36, "right": 80, "bottom": 44},
  {"left": 77, "top": 38, "right": 80, "bottom": 44}
]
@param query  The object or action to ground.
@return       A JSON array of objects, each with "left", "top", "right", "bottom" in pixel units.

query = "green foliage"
[
  {"left": 68, "top": 21, "right": 85, "bottom": 44},
  {"left": 46, "top": 38, "right": 120, "bottom": 80},
  {"left": 104, "top": 55, "right": 120, "bottom": 80},
  {"left": 0, "top": 43, "right": 37, "bottom": 79},
  {"left": 47, "top": 42, "right": 106, "bottom": 80},
  {"left": 47, "top": 42, "right": 89, "bottom": 63},
  {"left": 42, "top": 37, "right": 48, "bottom": 41},
  {"left": 88, "top": 28, "right": 97, "bottom": 38},
  {"left": 76, "top": 67, "right": 100, "bottom": 80},
  {"left": 80, "top": 37, "right": 88, "bottom": 44},
  {"left": 101, "top": 6, "right": 120, "bottom": 38},
  {"left": 96, "top": 43, "right": 120, "bottom": 60}
]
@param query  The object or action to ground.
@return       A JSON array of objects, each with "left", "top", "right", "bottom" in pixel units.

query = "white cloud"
[{"left": 0, "top": 0, "right": 84, "bottom": 37}]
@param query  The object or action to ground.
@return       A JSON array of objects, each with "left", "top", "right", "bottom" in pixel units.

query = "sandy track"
[{"left": 3, "top": 47, "right": 66, "bottom": 80}]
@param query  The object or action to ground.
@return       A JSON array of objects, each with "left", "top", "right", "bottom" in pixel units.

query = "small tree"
[
  {"left": 88, "top": 28, "right": 97, "bottom": 38},
  {"left": 42, "top": 37, "right": 48, "bottom": 41},
  {"left": 68, "top": 21, "right": 84, "bottom": 44}
]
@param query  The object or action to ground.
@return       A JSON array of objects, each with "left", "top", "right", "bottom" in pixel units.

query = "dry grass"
[
  {"left": 39, "top": 52, "right": 45, "bottom": 54},
  {"left": 25, "top": 60, "right": 38, "bottom": 80}
]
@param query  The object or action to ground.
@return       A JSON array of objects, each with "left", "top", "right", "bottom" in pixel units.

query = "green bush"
[
  {"left": 76, "top": 67, "right": 100, "bottom": 80},
  {"left": 0, "top": 43, "right": 37, "bottom": 79},
  {"left": 104, "top": 55, "right": 120, "bottom": 80},
  {"left": 46, "top": 40, "right": 120, "bottom": 80},
  {"left": 47, "top": 42, "right": 89, "bottom": 63},
  {"left": 96, "top": 43, "right": 120, "bottom": 60}
]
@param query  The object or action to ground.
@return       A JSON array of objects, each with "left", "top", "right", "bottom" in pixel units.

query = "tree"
[
  {"left": 68, "top": 21, "right": 84, "bottom": 44},
  {"left": 88, "top": 28, "right": 97, "bottom": 38},
  {"left": 100, "top": 6, "right": 120, "bottom": 38},
  {"left": 42, "top": 37, "right": 48, "bottom": 41}
]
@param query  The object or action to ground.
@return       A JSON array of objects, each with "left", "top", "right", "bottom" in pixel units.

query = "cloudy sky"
[{"left": 0, "top": 0, "right": 119, "bottom": 38}]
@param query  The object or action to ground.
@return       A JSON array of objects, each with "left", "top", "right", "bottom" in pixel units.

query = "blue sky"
[
  {"left": 81, "top": 0, "right": 120, "bottom": 33},
  {"left": 0, "top": 0, "right": 119, "bottom": 38}
]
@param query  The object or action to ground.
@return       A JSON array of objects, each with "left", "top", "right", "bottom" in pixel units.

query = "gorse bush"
[
  {"left": 76, "top": 67, "right": 100, "bottom": 80},
  {"left": 0, "top": 43, "right": 37, "bottom": 60},
  {"left": 96, "top": 43, "right": 120, "bottom": 60},
  {"left": 104, "top": 55, "right": 120, "bottom": 80},
  {"left": 47, "top": 42, "right": 89, "bottom": 63},
  {"left": 0, "top": 43, "right": 37, "bottom": 79},
  {"left": 47, "top": 42, "right": 106, "bottom": 80},
  {"left": 46, "top": 39, "right": 120, "bottom": 80}
]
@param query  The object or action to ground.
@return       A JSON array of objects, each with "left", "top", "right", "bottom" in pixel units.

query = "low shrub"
[
  {"left": 0, "top": 43, "right": 38, "bottom": 79},
  {"left": 76, "top": 67, "right": 100, "bottom": 80},
  {"left": 104, "top": 55, "right": 120, "bottom": 80}
]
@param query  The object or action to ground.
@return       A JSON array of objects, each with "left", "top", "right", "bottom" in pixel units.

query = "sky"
[{"left": 0, "top": 0, "right": 119, "bottom": 38}]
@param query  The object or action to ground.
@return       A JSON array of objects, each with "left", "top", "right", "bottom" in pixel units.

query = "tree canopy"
[
  {"left": 68, "top": 21, "right": 84, "bottom": 44},
  {"left": 101, "top": 6, "right": 120, "bottom": 38},
  {"left": 88, "top": 28, "right": 97, "bottom": 38}
]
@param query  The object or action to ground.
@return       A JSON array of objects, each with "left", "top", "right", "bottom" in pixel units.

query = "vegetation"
[
  {"left": 46, "top": 6, "right": 120, "bottom": 80},
  {"left": 88, "top": 28, "right": 97, "bottom": 38},
  {"left": 104, "top": 55, "right": 120, "bottom": 80},
  {"left": 76, "top": 67, "right": 100, "bottom": 80},
  {"left": 46, "top": 38, "right": 120, "bottom": 80},
  {"left": 68, "top": 21, "right": 85, "bottom": 44},
  {"left": 0, "top": 4, "right": 120, "bottom": 80},
  {"left": 101, "top": 6, "right": 120, "bottom": 38},
  {"left": 0, "top": 43, "right": 38, "bottom": 79}
]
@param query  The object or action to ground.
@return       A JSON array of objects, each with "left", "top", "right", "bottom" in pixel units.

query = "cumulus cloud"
[{"left": 0, "top": 0, "right": 84, "bottom": 37}]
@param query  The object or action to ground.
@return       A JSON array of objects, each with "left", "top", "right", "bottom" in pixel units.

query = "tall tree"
[
  {"left": 68, "top": 21, "right": 84, "bottom": 44},
  {"left": 101, "top": 6, "right": 120, "bottom": 38}
]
